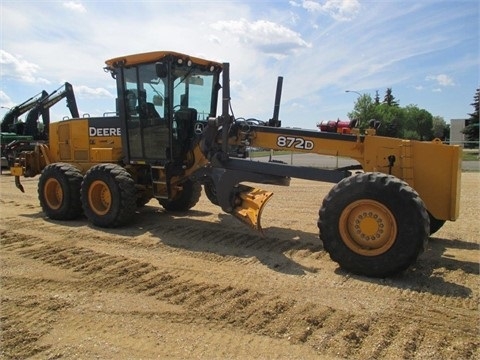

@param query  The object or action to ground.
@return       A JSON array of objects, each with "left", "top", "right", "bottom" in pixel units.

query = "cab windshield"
[{"left": 172, "top": 67, "right": 215, "bottom": 120}]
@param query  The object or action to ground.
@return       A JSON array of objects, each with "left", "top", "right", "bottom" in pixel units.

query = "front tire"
[
  {"left": 38, "top": 163, "right": 83, "bottom": 220},
  {"left": 159, "top": 179, "right": 201, "bottom": 211},
  {"left": 318, "top": 172, "right": 429, "bottom": 277},
  {"left": 81, "top": 164, "right": 136, "bottom": 227}
]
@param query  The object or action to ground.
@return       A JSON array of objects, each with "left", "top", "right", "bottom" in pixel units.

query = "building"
[{"left": 450, "top": 118, "right": 468, "bottom": 146}]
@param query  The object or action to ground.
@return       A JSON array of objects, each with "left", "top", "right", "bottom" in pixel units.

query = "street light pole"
[
  {"left": 345, "top": 90, "right": 366, "bottom": 127},
  {"left": 345, "top": 90, "right": 362, "bottom": 97}
]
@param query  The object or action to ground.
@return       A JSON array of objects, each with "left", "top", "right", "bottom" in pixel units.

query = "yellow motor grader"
[{"left": 11, "top": 51, "right": 461, "bottom": 277}]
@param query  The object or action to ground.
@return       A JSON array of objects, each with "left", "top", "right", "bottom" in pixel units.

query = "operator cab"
[{"left": 106, "top": 52, "right": 222, "bottom": 166}]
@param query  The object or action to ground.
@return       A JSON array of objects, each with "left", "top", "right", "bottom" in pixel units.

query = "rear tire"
[
  {"left": 159, "top": 179, "right": 201, "bottom": 211},
  {"left": 318, "top": 172, "right": 429, "bottom": 277},
  {"left": 81, "top": 164, "right": 136, "bottom": 227},
  {"left": 38, "top": 163, "right": 83, "bottom": 220}
]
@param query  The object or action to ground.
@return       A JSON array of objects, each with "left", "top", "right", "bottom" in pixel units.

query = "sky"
[{"left": 0, "top": 0, "right": 478, "bottom": 130}]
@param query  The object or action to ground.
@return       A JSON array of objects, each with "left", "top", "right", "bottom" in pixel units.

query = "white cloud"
[
  {"left": 302, "top": 0, "right": 323, "bottom": 12},
  {"left": 301, "top": 0, "right": 360, "bottom": 21},
  {"left": 210, "top": 19, "right": 311, "bottom": 58},
  {"left": 74, "top": 85, "right": 114, "bottom": 99},
  {"left": 0, "top": 1, "right": 476, "bottom": 126},
  {"left": 0, "top": 50, "right": 50, "bottom": 84},
  {"left": 208, "top": 35, "right": 221, "bottom": 45},
  {"left": 426, "top": 74, "right": 455, "bottom": 87},
  {"left": 63, "top": 1, "right": 86, "bottom": 13},
  {"left": 289, "top": 11, "right": 300, "bottom": 25},
  {"left": 0, "top": 91, "right": 15, "bottom": 109}
]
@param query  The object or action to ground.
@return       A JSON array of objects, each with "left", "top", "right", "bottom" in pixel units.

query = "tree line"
[{"left": 347, "top": 88, "right": 479, "bottom": 147}]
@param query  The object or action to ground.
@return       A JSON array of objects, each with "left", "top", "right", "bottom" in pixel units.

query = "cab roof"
[{"left": 105, "top": 51, "right": 223, "bottom": 69}]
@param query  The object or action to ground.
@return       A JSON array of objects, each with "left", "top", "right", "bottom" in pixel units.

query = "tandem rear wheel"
[
  {"left": 38, "top": 162, "right": 203, "bottom": 227},
  {"left": 38, "top": 163, "right": 83, "bottom": 220},
  {"left": 318, "top": 172, "right": 430, "bottom": 277},
  {"left": 81, "top": 164, "right": 137, "bottom": 227}
]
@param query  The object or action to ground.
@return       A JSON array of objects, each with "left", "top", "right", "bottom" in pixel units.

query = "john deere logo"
[
  {"left": 194, "top": 122, "right": 204, "bottom": 135},
  {"left": 89, "top": 127, "right": 121, "bottom": 137}
]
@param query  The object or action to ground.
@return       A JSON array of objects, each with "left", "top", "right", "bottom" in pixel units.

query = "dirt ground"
[{"left": 0, "top": 170, "right": 479, "bottom": 359}]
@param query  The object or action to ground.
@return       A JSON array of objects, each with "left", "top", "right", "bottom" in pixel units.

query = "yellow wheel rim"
[
  {"left": 339, "top": 199, "right": 397, "bottom": 256},
  {"left": 88, "top": 180, "right": 112, "bottom": 216},
  {"left": 44, "top": 178, "right": 63, "bottom": 210}
]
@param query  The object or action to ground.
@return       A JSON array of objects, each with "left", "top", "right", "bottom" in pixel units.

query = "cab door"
[{"left": 121, "top": 65, "right": 170, "bottom": 163}]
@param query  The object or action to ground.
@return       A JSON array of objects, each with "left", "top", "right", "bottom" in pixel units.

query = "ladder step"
[{"left": 150, "top": 165, "right": 169, "bottom": 198}]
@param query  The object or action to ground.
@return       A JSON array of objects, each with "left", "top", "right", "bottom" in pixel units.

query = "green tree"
[
  {"left": 403, "top": 105, "right": 433, "bottom": 140},
  {"left": 432, "top": 116, "right": 447, "bottom": 140},
  {"left": 383, "top": 88, "right": 399, "bottom": 107},
  {"left": 347, "top": 94, "right": 376, "bottom": 130},
  {"left": 444, "top": 123, "right": 451, "bottom": 141},
  {"left": 374, "top": 90, "right": 380, "bottom": 105},
  {"left": 372, "top": 103, "right": 404, "bottom": 138},
  {"left": 402, "top": 129, "right": 420, "bottom": 140},
  {"left": 404, "top": 105, "right": 433, "bottom": 140},
  {"left": 345, "top": 89, "right": 438, "bottom": 140},
  {"left": 462, "top": 88, "right": 479, "bottom": 148}
]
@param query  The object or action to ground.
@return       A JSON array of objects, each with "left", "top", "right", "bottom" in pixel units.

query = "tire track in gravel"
[
  {"left": 1, "top": 227, "right": 479, "bottom": 359},
  {"left": 2, "top": 214, "right": 478, "bottom": 315},
  {"left": 4, "top": 213, "right": 477, "bottom": 312},
  {"left": 1, "top": 214, "right": 323, "bottom": 278},
  {"left": 2, "top": 211, "right": 479, "bottom": 310},
  {"left": 1, "top": 291, "right": 73, "bottom": 358}
]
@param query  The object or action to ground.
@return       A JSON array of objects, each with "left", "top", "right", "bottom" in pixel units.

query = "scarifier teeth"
[{"left": 15, "top": 176, "right": 25, "bottom": 193}]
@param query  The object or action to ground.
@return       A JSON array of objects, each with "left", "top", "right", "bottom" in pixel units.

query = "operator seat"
[
  {"left": 137, "top": 90, "right": 161, "bottom": 125},
  {"left": 146, "top": 102, "right": 161, "bottom": 119}
]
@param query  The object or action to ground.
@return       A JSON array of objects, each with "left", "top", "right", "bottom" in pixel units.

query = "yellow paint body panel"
[
  {"left": 361, "top": 136, "right": 461, "bottom": 221},
  {"left": 105, "top": 51, "right": 222, "bottom": 69},
  {"left": 246, "top": 130, "right": 461, "bottom": 221},
  {"left": 10, "top": 166, "right": 24, "bottom": 177},
  {"left": 49, "top": 119, "right": 123, "bottom": 172},
  {"left": 408, "top": 141, "right": 461, "bottom": 221}
]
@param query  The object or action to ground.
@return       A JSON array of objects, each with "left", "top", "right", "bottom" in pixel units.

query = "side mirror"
[
  {"left": 155, "top": 62, "right": 167, "bottom": 78},
  {"left": 189, "top": 76, "right": 204, "bottom": 86}
]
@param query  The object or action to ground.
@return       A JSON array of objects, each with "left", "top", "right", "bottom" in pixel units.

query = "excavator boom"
[
  {"left": 24, "top": 82, "right": 79, "bottom": 139},
  {"left": 2, "top": 82, "right": 79, "bottom": 169},
  {"left": 1, "top": 90, "right": 49, "bottom": 133}
]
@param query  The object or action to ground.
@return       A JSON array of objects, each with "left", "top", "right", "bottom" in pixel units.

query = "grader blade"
[{"left": 231, "top": 186, "right": 273, "bottom": 232}]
